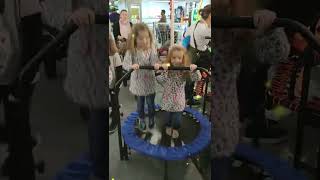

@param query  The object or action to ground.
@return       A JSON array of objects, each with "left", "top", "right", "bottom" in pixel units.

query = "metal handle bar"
[
  {"left": 140, "top": 66, "right": 189, "bottom": 70},
  {"left": 114, "top": 66, "right": 210, "bottom": 90},
  {"left": 212, "top": 16, "right": 320, "bottom": 53},
  {"left": 139, "top": 66, "right": 210, "bottom": 73}
]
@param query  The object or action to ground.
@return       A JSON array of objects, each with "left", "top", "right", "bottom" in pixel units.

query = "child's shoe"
[{"left": 149, "top": 129, "right": 162, "bottom": 145}]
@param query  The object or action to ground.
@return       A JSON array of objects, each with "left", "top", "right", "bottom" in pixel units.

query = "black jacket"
[{"left": 112, "top": 21, "right": 133, "bottom": 41}]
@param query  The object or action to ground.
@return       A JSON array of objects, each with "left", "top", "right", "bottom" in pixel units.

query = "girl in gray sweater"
[{"left": 123, "top": 23, "right": 161, "bottom": 131}]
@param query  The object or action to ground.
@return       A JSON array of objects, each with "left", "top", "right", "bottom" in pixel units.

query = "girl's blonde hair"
[
  {"left": 127, "top": 23, "right": 154, "bottom": 52},
  {"left": 164, "top": 45, "right": 191, "bottom": 78},
  {"left": 164, "top": 45, "right": 190, "bottom": 66}
]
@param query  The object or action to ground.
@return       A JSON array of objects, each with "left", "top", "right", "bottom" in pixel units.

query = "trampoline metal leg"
[
  {"left": 294, "top": 112, "right": 304, "bottom": 169},
  {"left": 164, "top": 161, "right": 168, "bottom": 180},
  {"left": 117, "top": 115, "right": 124, "bottom": 160},
  {"left": 111, "top": 90, "right": 129, "bottom": 161},
  {"left": 118, "top": 116, "right": 129, "bottom": 161},
  {"left": 124, "top": 143, "right": 129, "bottom": 160}
]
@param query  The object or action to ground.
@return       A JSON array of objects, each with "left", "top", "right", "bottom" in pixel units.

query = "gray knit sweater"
[{"left": 123, "top": 49, "right": 158, "bottom": 96}]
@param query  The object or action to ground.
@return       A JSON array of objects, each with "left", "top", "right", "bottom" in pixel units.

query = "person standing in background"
[
  {"left": 112, "top": 9, "right": 132, "bottom": 58},
  {"left": 184, "top": 4, "right": 211, "bottom": 106},
  {"left": 158, "top": 9, "right": 168, "bottom": 46},
  {"left": 159, "top": 10, "right": 166, "bottom": 23},
  {"left": 112, "top": 9, "right": 132, "bottom": 41}
]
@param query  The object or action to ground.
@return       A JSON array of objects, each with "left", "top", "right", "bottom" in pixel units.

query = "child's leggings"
[
  {"left": 165, "top": 111, "right": 183, "bottom": 129},
  {"left": 137, "top": 94, "right": 155, "bottom": 121}
]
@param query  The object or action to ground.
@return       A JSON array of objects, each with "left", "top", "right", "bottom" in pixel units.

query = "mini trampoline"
[
  {"left": 121, "top": 105, "right": 211, "bottom": 161},
  {"left": 110, "top": 66, "right": 212, "bottom": 179}
]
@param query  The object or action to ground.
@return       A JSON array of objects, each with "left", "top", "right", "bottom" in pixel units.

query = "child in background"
[
  {"left": 157, "top": 45, "right": 201, "bottom": 147},
  {"left": 109, "top": 32, "right": 122, "bottom": 89},
  {"left": 123, "top": 23, "right": 160, "bottom": 131},
  {"left": 108, "top": 32, "right": 123, "bottom": 133}
]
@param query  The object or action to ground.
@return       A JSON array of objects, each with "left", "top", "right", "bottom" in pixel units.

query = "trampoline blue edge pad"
[{"left": 121, "top": 105, "right": 211, "bottom": 161}]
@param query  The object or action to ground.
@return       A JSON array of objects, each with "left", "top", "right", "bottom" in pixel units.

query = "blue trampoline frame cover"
[{"left": 121, "top": 105, "right": 211, "bottom": 161}]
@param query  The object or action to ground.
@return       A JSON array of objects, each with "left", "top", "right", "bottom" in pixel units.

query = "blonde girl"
[
  {"left": 123, "top": 23, "right": 160, "bottom": 131},
  {"left": 157, "top": 45, "right": 201, "bottom": 146}
]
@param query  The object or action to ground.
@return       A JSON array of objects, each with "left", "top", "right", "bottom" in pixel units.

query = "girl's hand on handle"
[
  {"left": 131, "top": 64, "right": 140, "bottom": 70},
  {"left": 253, "top": 10, "right": 277, "bottom": 34},
  {"left": 69, "top": 8, "right": 95, "bottom": 27},
  {"left": 190, "top": 64, "right": 197, "bottom": 71},
  {"left": 161, "top": 63, "right": 169, "bottom": 70},
  {"left": 154, "top": 63, "right": 161, "bottom": 70}
]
